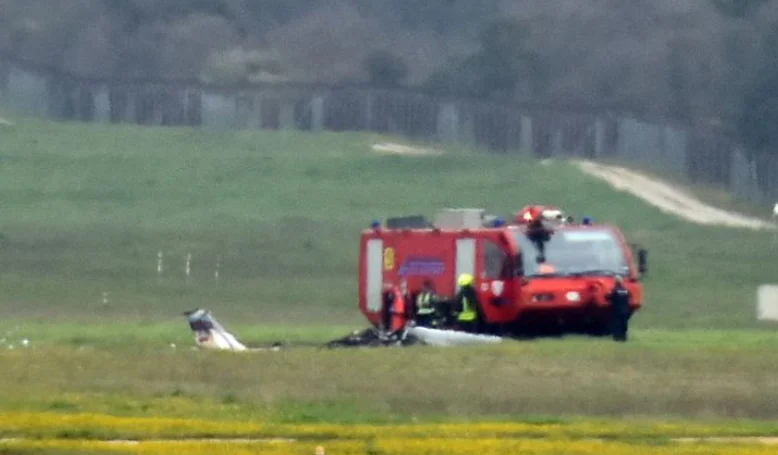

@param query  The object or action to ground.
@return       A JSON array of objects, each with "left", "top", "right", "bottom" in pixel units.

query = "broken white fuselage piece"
[
  {"left": 184, "top": 309, "right": 247, "bottom": 351},
  {"left": 406, "top": 326, "right": 503, "bottom": 347}
]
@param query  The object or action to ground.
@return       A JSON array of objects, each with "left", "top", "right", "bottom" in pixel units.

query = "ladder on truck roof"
[
  {"left": 385, "top": 209, "right": 500, "bottom": 230},
  {"left": 385, "top": 215, "right": 434, "bottom": 229}
]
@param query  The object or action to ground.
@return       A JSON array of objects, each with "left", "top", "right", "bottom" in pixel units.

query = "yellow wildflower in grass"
[
  {"left": 0, "top": 412, "right": 268, "bottom": 439},
  {"left": 0, "top": 439, "right": 364, "bottom": 455},
  {"left": 3, "top": 438, "right": 778, "bottom": 455},
  {"left": 369, "top": 437, "right": 778, "bottom": 455},
  {"left": 2, "top": 411, "right": 778, "bottom": 450}
]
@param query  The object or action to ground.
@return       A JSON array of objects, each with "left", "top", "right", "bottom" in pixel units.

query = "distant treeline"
[{"left": 1, "top": 0, "right": 778, "bottom": 155}]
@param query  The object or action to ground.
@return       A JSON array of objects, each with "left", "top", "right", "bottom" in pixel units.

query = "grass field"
[
  {"left": 5, "top": 415, "right": 778, "bottom": 454},
  {"left": 0, "top": 113, "right": 777, "bottom": 453},
  {"left": 3, "top": 332, "right": 778, "bottom": 422},
  {"left": 3, "top": 336, "right": 778, "bottom": 453},
  {"left": 0, "top": 114, "right": 774, "bottom": 330}
]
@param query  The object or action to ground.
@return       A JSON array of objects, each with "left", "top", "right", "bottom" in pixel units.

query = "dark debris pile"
[{"left": 324, "top": 327, "right": 423, "bottom": 349}]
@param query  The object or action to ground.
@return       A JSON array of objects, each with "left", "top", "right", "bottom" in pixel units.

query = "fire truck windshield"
[{"left": 512, "top": 228, "right": 630, "bottom": 277}]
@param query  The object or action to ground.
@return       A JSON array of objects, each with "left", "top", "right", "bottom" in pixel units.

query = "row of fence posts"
[
  {"left": 99, "top": 251, "right": 222, "bottom": 306},
  {"left": 156, "top": 250, "right": 221, "bottom": 283}
]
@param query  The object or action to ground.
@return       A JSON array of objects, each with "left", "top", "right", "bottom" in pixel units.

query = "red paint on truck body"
[{"left": 358, "top": 216, "right": 644, "bottom": 335}]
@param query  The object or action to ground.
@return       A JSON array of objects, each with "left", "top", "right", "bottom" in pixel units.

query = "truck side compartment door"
[
  {"left": 454, "top": 238, "right": 476, "bottom": 291},
  {"left": 365, "top": 238, "right": 384, "bottom": 313},
  {"left": 478, "top": 238, "right": 515, "bottom": 323}
]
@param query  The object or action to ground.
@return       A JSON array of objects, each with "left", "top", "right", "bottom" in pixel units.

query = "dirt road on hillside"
[
  {"left": 368, "top": 142, "right": 775, "bottom": 231},
  {"left": 371, "top": 142, "right": 442, "bottom": 156},
  {"left": 574, "top": 160, "right": 776, "bottom": 231}
]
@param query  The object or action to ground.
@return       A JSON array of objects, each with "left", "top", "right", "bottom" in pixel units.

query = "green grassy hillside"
[
  {"left": 0, "top": 115, "right": 774, "bottom": 334},
  {"left": 3, "top": 114, "right": 778, "bottom": 426}
]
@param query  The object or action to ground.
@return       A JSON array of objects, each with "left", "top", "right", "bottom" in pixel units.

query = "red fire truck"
[{"left": 357, "top": 206, "right": 648, "bottom": 336}]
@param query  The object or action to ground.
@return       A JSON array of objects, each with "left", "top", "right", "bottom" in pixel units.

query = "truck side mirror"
[{"left": 638, "top": 249, "right": 648, "bottom": 275}]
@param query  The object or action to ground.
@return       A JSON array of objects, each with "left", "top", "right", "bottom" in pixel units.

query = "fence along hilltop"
[{"left": 0, "top": 51, "right": 775, "bottom": 206}]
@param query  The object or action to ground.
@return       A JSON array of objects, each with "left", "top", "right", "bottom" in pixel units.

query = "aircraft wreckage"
[
  {"left": 183, "top": 308, "right": 503, "bottom": 352},
  {"left": 181, "top": 204, "right": 645, "bottom": 352}
]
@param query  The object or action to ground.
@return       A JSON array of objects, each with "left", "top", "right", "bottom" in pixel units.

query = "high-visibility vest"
[
  {"left": 457, "top": 295, "right": 477, "bottom": 322},
  {"left": 416, "top": 292, "right": 435, "bottom": 315}
]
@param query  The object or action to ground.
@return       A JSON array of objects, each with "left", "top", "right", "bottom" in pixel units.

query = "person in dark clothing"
[
  {"left": 607, "top": 275, "right": 631, "bottom": 342},
  {"left": 380, "top": 287, "right": 394, "bottom": 333}
]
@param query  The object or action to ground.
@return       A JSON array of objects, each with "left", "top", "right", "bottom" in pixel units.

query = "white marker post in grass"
[
  {"left": 186, "top": 253, "right": 192, "bottom": 283},
  {"left": 215, "top": 255, "right": 221, "bottom": 281},
  {"left": 772, "top": 203, "right": 778, "bottom": 244},
  {"left": 758, "top": 285, "right": 778, "bottom": 321},
  {"left": 157, "top": 250, "right": 164, "bottom": 281}
]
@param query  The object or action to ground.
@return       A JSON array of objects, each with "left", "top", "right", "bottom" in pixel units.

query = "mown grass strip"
[
  {"left": 3, "top": 437, "right": 778, "bottom": 455},
  {"left": 3, "top": 412, "right": 778, "bottom": 442}
]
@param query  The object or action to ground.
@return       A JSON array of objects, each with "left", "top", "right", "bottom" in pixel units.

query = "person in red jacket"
[
  {"left": 389, "top": 285, "right": 408, "bottom": 333},
  {"left": 380, "top": 284, "right": 408, "bottom": 336}
]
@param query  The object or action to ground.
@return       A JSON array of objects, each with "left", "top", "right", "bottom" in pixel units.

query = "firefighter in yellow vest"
[
  {"left": 414, "top": 280, "right": 439, "bottom": 327},
  {"left": 452, "top": 273, "right": 483, "bottom": 333}
]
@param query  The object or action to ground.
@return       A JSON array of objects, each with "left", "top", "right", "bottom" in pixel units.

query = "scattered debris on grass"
[
  {"left": 183, "top": 308, "right": 503, "bottom": 351},
  {"left": 324, "top": 327, "right": 422, "bottom": 348}
]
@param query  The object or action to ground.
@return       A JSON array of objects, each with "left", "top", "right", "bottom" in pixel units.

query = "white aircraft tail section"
[{"left": 184, "top": 309, "right": 247, "bottom": 351}]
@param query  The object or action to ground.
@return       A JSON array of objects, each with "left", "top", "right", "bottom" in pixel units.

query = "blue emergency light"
[
  {"left": 493, "top": 217, "right": 505, "bottom": 227},
  {"left": 370, "top": 220, "right": 381, "bottom": 229},
  {"left": 582, "top": 216, "right": 593, "bottom": 225}
]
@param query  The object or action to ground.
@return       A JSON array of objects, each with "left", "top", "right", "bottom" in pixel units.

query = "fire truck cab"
[{"left": 358, "top": 207, "right": 648, "bottom": 336}]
